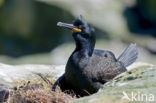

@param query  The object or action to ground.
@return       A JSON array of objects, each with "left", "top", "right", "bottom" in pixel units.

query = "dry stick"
[
  {"left": 36, "top": 73, "right": 53, "bottom": 85},
  {"left": 83, "top": 89, "right": 91, "bottom": 96}
]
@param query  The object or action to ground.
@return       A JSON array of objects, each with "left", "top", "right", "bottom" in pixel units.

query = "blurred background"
[{"left": 0, "top": 0, "right": 156, "bottom": 65}]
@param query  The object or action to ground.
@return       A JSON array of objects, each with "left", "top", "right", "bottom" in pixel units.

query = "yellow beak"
[{"left": 71, "top": 28, "right": 82, "bottom": 33}]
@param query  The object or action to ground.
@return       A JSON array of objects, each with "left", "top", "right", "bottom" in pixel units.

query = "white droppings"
[
  {"left": 117, "top": 82, "right": 128, "bottom": 87},
  {"left": 0, "top": 72, "right": 7, "bottom": 76},
  {"left": 0, "top": 63, "right": 65, "bottom": 86},
  {"left": 3, "top": 77, "right": 13, "bottom": 82},
  {"left": 127, "top": 62, "right": 154, "bottom": 71},
  {"left": 88, "top": 98, "right": 98, "bottom": 103},
  {"left": 147, "top": 66, "right": 155, "bottom": 70}
]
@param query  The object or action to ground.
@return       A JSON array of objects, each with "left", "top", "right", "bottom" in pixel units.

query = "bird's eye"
[
  {"left": 104, "top": 54, "right": 108, "bottom": 58},
  {"left": 78, "top": 25, "right": 83, "bottom": 29}
]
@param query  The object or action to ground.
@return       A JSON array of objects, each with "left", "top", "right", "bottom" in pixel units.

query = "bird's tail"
[{"left": 117, "top": 44, "right": 138, "bottom": 67}]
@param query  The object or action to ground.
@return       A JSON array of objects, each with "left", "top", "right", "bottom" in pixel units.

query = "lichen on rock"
[
  {"left": 0, "top": 62, "right": 155, "bottom": 103},
  {"left": 72, "top": 62, "right": 156, "bottom": 103}
]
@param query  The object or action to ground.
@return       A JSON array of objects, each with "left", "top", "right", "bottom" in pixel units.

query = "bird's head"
[
  {"left": 57, "top": 17, "right": 95, "bottom": 55},
  {"left": 57, "top": 16, "right": 95, "bottom": 43}
]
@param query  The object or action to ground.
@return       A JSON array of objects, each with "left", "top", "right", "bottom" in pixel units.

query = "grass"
[{"left": 7, "top": 76, "right": 76, "bottom": 103}]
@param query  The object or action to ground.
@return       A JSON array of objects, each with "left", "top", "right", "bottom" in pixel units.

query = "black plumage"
[{"left": 53, "top": 17, "right": 138, "bottom": 96}]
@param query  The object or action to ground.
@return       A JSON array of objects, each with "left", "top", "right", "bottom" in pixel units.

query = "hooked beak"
[
  {"left": 57, "top": 22, "right": 75, "bottom": 29},
  {"left": 57, "top": 22, "right": 82, "bottom": 33}
]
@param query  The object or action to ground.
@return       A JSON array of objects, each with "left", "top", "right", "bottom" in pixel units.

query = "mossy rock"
[
  {"left": 0, "top": 62, "right": 155, "bottom": 103},
  {"left": 72, "top": 63, "right": 156, "bottom": 103}
]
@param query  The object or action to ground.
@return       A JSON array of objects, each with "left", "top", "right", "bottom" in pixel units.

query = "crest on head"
[{"left": 73, "top": 15, "right": 95, "bottom": 35}]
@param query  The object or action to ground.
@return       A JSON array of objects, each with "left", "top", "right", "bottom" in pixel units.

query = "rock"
[
  {"left": 0, "top": 62, "right": 155, "bottom": 103},
  {"left": 38, "top": 0, "right": 156, "bottom": 54},
  {"left": 0, "top": 84, "right": 9, "bottom": 103},
  {"left": 0, "top": 63, "right": 65, "bottom": 87},
  {"left": 0, "top": 0, "right": 74, "bottom": 57},
  {"left": 0, "top": 63, "right": 65, "bottom": 102},
  {"left": 38, "top": 0, "right": 129, "bottom": 37},
  {"left": 72, "top": 62, "right": 156, "bottom": 103},
  {"left": 137, "top": 0, "right": 156, "bottom": 25}
]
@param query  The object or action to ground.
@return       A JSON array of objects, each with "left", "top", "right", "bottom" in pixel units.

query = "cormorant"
[{"left": 53, "top": 17, "right": 138, "bottom": 96}]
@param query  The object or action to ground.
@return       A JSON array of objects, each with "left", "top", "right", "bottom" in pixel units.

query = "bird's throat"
[{"left": 74, "top": 40, "right": 95, "bottom": 58}]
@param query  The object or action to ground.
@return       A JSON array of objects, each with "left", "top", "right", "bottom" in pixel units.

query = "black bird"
[{"left": 53, "top": 17, "right": 138, "bottom": 96}]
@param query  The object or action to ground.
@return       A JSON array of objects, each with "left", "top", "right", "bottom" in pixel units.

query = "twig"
[{"left": 36, "top": 73, "right": 53, "bottom": 85}]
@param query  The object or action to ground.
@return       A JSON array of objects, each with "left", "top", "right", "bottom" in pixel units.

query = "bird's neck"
[{"left": 74, "top": 39, "right": 95, "bottom": 58}]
